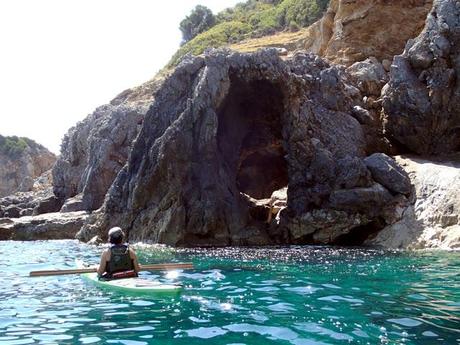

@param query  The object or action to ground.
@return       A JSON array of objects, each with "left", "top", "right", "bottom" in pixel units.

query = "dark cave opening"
[
  {"left": 217, "top": 75, "right": 288, "bottom": 201},
  {"left": 333, "top": 219, "right": 385, "bottom": 246}
]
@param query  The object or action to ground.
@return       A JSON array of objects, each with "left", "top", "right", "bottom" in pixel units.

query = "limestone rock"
[
  {"left": 367, "top": 156, "right": 460, "bottom": 249},
  {"left": 0, "top": 169, "right": 55, "bottom": 218},
  {"left": 0, "top": 136, "right": 56, "bottom": 197},
  {"left": 52, "top": 75, "right": 164, "bottom": 211},
  {"left": 303, "top": 0, "right": 432, "bottom": 66},
  {"left": 383, "top": 0, "right": 460, "bottom": 154},
  {"left": 52, "top": 105, "right": 144, "bottom": 211},
  {"left": 0, "top": 211, "right": 88, "bottom": 241},
  {"left": 80, "top": 49, "right": 408, "bottom": 247}
]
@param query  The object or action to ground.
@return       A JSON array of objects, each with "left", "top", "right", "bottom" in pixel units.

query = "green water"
[{"left": 0, "top": 241, "right": 459, "bottom": 344}]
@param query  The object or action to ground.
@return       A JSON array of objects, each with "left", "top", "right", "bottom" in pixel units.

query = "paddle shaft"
[{"left": 29, "top": 262, "right": 194, "bottom": 277}]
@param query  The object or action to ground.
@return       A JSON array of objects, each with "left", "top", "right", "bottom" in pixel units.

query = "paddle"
[{"left": 29, "top": 262, "right": 194, "bottom": 277}]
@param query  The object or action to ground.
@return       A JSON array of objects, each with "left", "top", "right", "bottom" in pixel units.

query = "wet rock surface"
[
  {"left": 80, "top": 49, "right": 410, "bottom": 246},
  {"left": 383, "top": 0, "right": 460, "bottom": 155}
]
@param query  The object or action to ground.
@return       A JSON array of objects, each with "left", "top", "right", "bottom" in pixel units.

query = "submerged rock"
[
  {"left": 80, "top": 49, "right": 410, "bottom": 246},
  {"left": 383, "top": 0, "right": 460, "bottom": 154}
]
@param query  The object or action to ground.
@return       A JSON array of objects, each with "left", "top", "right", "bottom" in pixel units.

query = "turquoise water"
[{"left": 0, "top": 241, "right": 459, "bottom": 345}]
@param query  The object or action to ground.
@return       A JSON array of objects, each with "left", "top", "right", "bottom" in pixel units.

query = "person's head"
[{"left": 108, "top": 227, "right": 125, "bottom": 244}]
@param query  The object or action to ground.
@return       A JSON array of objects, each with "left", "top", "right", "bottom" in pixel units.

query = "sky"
[{"left": 0, "top": 0, "right": 242, "bottom": 154}]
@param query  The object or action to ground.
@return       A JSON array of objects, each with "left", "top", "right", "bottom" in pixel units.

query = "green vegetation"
[
  {"left": 170, "top": 21, "right": 252, "bottom": 65},
  {"left": 169, "top": 0, "right": 330, "bottom": 67},
  {"left": 179, "top": 5, "right": 216, "bottom": 44},
  {"left": 0, "top": 135, "right": 35, "bottom": 158}
]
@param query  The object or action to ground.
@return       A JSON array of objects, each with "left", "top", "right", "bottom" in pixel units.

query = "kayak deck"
[
  {"left": 82, "top": 272, "right": 182, "bottom": 294},
  {"left": 78, "top": 258, "right": 183, "bottom": 296}
]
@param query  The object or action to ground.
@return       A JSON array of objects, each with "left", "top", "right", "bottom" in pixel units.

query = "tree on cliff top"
[{"left": 179, "top": 5, "right": 216, "bottom": 44}]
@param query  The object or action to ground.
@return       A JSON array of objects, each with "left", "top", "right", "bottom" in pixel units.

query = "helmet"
[{"left": 108, "top": 227, "right": 124, "bottom": 243}]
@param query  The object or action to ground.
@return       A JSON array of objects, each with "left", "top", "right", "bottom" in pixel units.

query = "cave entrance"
[{"left": 217, "top": 75, "right": 288, "bottom": 202}]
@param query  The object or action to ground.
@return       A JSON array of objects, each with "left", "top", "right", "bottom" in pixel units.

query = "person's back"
[{"left": 97, "top": 227, "right": 140, "bottom": 280}]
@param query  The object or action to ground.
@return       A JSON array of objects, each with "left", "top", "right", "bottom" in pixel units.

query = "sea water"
[{"left": 0, "top": 241, "right": 459, "bottom": 345}]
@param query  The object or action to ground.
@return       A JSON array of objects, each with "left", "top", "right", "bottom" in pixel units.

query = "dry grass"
[{"left": 229, "top": 28, "right": 309, "bottom": 53}]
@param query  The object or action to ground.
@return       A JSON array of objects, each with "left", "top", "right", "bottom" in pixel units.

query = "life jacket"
[{"left": 104, "top": 244, "right": 137, "bottom": 279}]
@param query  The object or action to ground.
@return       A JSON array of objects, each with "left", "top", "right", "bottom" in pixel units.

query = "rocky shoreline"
[{"left": 1, "top": 0, "right": 459, "bottom": 250}]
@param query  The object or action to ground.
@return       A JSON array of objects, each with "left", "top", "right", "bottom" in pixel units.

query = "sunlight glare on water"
[{"left": 0, "top": 240, "right": 459, "bottom": 344}]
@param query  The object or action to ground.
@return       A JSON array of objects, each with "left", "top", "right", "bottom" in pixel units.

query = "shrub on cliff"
[
  {"left": 179, "top": 5, "right": 216, "bottom": 44},
  {"left": 170, "top": 0, "right": 330, "bottom": 66},
  {"left": 170, "top": 21, "right": 252, "bottom": 66},
  {"left": 0, "top": 135, "right": 30, "bottom": 158}
]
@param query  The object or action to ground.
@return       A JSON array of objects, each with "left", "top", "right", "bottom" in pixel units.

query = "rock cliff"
[
  {"left": 303, "top": 0, "right": 432, "bottom": 66},
  {"left": 383, "top": 0, "right": 460, "bottom": 155},
  {"left": 0, "top": 136, "right": 55, "bottom": 198},
  {"left": 79, "top": 49, "right": 410, "bottom": 246},
  {"left": 52, "top": 75, "right": 164, "bottom": 212}
]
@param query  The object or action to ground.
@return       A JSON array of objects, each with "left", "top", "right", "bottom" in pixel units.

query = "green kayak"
[{"left": 77, "top": 261, "right": 182, "bottom": 295}]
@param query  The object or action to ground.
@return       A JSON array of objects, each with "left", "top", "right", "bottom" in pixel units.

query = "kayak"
[{"left": 77, "top": 261, "right": 182, "bottom": 295}]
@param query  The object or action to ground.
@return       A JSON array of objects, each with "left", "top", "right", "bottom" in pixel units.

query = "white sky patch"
[{"left": 0, "top": 0, "right": 241, "bottom": 154}]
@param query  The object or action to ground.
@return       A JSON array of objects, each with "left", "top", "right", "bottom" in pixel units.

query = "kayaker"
[{"left": 97, "top": 227, "right": 140, "bottom": 280}]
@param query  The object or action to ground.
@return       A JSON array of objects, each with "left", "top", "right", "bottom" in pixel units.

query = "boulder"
[
  {"left": 383, "top": 0, "right": 460, "bottom": 154},
  {"left": 364, "top": 153, "right": 412, "bottom": 195},
  {"left": 350, "top": 106, "right": 373, "bottom": 125},
  {"left": 3, "top": 205, "right": 21, "bottom": 218},
  {"left": 19, "top": 208, "right": 33, "bottom": 217},
  {"left": 60, "top": 194, "right": 85, "bottom": 213},
  {"left": 33, "top": 195, "right": 65, "bottom": 215},
  {"left": 329, "top": 184, "right": 393, "bottom": 214},
  {"left": 346, "top": 57, "right": 388, "bottom": 97}
]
